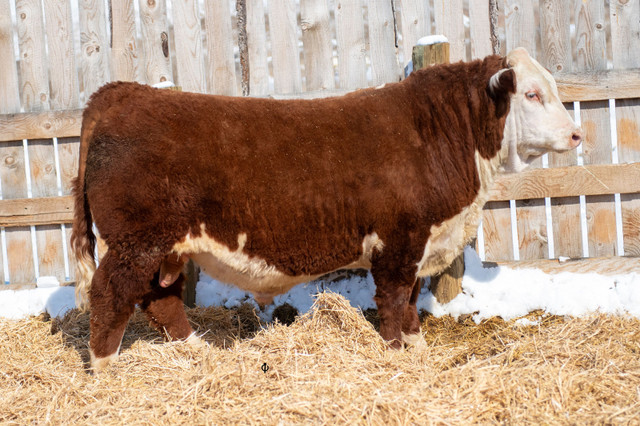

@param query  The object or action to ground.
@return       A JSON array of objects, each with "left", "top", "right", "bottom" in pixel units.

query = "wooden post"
[
  {"left": 182, "top": 260, "right": 198, "bottom": 308},
  {"left": 412, "top": 41, "right": 464, "bottom": 304}
]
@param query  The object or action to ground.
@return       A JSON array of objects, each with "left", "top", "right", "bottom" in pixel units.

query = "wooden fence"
[{"left": 0, "top": 0, "right": 639, "bottom": 287}]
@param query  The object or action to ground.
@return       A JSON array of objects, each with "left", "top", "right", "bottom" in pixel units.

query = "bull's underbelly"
[{"left": 171, "top": 224, "right": 383, "bottom": 304}]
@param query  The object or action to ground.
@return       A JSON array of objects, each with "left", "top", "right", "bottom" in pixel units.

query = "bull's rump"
[{"left": 84, "top": 82, "right": 440, "bottom": 281}]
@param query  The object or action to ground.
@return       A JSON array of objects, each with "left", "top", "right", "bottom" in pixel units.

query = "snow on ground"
[{"left": 1, "top": 246, "right": 639, "bottom": 322}]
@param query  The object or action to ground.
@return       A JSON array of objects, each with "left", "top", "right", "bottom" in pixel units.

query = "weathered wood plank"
[
  {"left": 138, "top": 0, "right": 172, "bottom": 85},
  {"left": 16, "top": 0, "right": 50, "bottom": 111},
  {"left": 335, "top": 0, "right": 367, "bottom": 90},
  {"left": 433, "top": 0, "right": 465, "bottom": 62},
  {"left": 398, "top": 0, "right": 430, "bottom": 67},
  {"left": 0, "top": 0, "right": 20, "bottom": 114},
  {"left": 611, "top": 0, "right": 640, "bottom": 256},
  {"left": 204, "top": 0, "right": 237, "bottom": 95},
  {"left": 43, "top": 0, "right": 79, "bottom": 110},
  {"left": 539, "top": 0, "right": 572, "bottom": 74},
  {"left": 0, "top": 196, "right": 74, "bottom": 227},
  {"left": 172, "top": 0, "right": 206, "bottom": 92},
  {"left": 503, "top": 0, "right": 536, "bottom": 54},
  {"left": 555, "top": 69, "right": 640, "bottom": 102},
  {"left": 482, "top": 200, "right": 515, "bottom": 261},
  {"left": 300, "top": 0, "right": 334, "bottom": 91},
  {"left": 0, "top": 109, "right": 83, "bottom": 142},
  {"left": 110, "top": 0, "right": 139, "bottom": 82},
  {"left": 367, "top": 0, "right": 398, "bottom": 85},
  {"left": 489, "top": 256, "right": 640, "bottom": 276},
  {"left": 79, "top": 0, "right": 110, "bottom": 102},
  {"left": 469, "top": 0, "right": 493, "bottom": 59},
  {"left": 246, "top": 0, "right": 269, "bottom": 96},
  {"left": 268, "top": 0, "right": 301, "bottom": 94},
  {"left": 490, "top": 163, "right": 640, "bottom": 201}
]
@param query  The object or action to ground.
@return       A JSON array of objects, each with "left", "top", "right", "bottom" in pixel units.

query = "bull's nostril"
[{"left": 572, "top": 133, "right": 581, "bottom": 141}]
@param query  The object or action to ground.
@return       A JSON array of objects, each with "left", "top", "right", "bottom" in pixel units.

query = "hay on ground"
[{"left": 1, "top": 291, "right": 639, "bottom": 424}]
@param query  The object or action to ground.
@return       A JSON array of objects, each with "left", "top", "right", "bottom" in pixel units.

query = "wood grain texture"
[
  {"left": 300, "top": 0, "right": 334, "bottom": 91},
  {"left": 491, "top": 163, "right": 640, "bottom": 201},
  {"left": 0, "top": 109, "right": 83, "bottom": 142},
  {"left": 204, "top": 0, "right": 237, "bottom": 95},
  {"left": 138, "top": 0, "right": 173, "bottom": 85},
  {"left": 555, "top": 69, "right": 640, "bottom": 102},
  {"left": 0, "top": 0, "right": 20, "bottom": 114},
  {"left": 398, "top": 0, "right": 430, "bottom": 67},
  {"left": 16, "top": 0, "right": 50, "bottom": 111},
  {"left": 468, "top": 0, "right": 493, "bottom": 59},
  {"left": 43, "top": 0, "right": 79, "bottom": 110},
  {"left": 246, "top": 0, "right": 269, "bottom": 96},
  {"left": 611, "top": 0, "right": 640, "bottom": 256},
  {"left": 335, "top": 0, "right": 367, "bottom": 90},
  {"left": 503, "top": 0, "right": 536, "bottom": 54},
  {"left": 577, "top": 1, "right": 615, "bottom": 258},
  {"left": 79, "top": 0, "right": 110, "bottom": 102},
  {"left": 548, "top": 103, "right": 581, "bottom": 258},
  {"left": 433, "top": 0, "right": 465, "bottom": 62},
  {"left": 490, "top": 256, "right": 640, "bottom": 276},
  {"left": 110, "top": 0, "right": 140, "bottom": 82},
  {"left": 482, "top": 201, "right": 514, "bottom": 261},
  {"left": 268, "top": 0, "right": 302, "bottom": 94},
  {"left": 172, "top": 0, "right": 206, "bottom": 92},
  {"left": 539, "top": 0, "right": 572, "bottom": 73},
  {"left": 367, "top": 0, "right": 398, "bottom": 86},
  {"left": 0, "top": 196, "right": 73, "bottom": 227}
]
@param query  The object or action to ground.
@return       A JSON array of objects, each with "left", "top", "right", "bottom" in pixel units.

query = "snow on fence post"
[{"left": 411, "top": 38, "right": 464, "bottom": 305}]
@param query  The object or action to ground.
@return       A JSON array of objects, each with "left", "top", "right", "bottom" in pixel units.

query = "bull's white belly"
[{"left": 171, "top": 224, "right": 383, "bottom": 304}]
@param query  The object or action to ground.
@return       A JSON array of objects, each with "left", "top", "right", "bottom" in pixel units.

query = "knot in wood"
[
  {"left": 147, "top": 0, "right": 155, "bottom": 6},
  {"left": 4, "top": 156, "right": 15, "bottom": 167}
]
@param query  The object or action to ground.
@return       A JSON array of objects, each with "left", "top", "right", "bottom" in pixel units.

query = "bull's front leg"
[{"left": 371, "top": 247, "right": 425, "bottom": 349}]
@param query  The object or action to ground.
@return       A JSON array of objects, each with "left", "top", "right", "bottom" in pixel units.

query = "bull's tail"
[{"left": 70, "top": 108, "right": 99, "bottom": 311}]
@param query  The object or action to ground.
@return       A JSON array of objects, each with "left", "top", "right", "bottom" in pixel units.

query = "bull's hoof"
[
  {"left": 90, "top": 350, "right": 119, "bottom": 372},
  {"left": 183, "top": 332, "right": 206, "bottom": 348},
  {"left": 401, "top": 331, "right": 428, "bottom": 351}
]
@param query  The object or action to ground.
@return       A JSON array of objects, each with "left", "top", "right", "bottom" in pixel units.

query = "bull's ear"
[
  {"left": 488, "top": 68, "right": 516, "bottom": 98},
  {"left": 487, "top": 68, "right": 516, "bottom": 116}
]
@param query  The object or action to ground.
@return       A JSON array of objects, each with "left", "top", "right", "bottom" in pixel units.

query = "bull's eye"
[{"left": 526, "top": 91, "right": 541, "bottom": 102}]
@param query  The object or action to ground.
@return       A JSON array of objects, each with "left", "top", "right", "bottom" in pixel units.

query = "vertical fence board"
[
  {"left": 268, "top": 0, "right": 301, "bottom": 94},
  {"left": 79, "top": 0, "right": 110, "bottom": 102},
  {"left": 110, "top": 0, "right": 139, "bottom": 82},
  {"left": 246, "top": 0, "right": 269, "bottom": 96},
  {"left": 611, "top": 0, "right": 640, "bottom": 256},
  {"left": 16, "top": 0, "right": 49, "bottom": 111},
  {"left": 172, "top": 0, "right": 206, "bottom": 92},
  {"left": 469, "top": 0, "right": 493, "bottom": 59},
  {"left": 335, "top": 0, "right": 367, "bottom": 90},
  {"left": 503, "top": 0, "right": 536, "bottom": 54},
  {"left": 204, "top": 0, "right": 237, "bottom": 95},
  {"left": 0, "top": 0, "right": 19, "bottom": 115},
  {"left": 138, "top": 0, "right": 172, "bottom": 85},
  {"left": 434, "top": 0, "right": 465, "bottom": 62},
  {"left": 300, "top": 0, "right": 334, "bottom": 91},
  {"left": 482, "top": 201, "right": 514, "bottom": 261},
  {"left": 44, "top": 0, "right": 79, "bottom": 110},
  {"left": 549, "top": 104, "right": 581, "bottom": 258},
  {"left": 399, "top": 0, "right": 430, "bottom": 67},
  {"left": 367, "top": 0, "right": 398, "bottom": 85},
  {"left": 576, "top": 0, "right": 615, "bottom": 257},
  {"left": 540, "top": 0, "right": 577, "bottom": 259}
]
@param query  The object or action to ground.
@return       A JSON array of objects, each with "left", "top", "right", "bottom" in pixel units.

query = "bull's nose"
[{"left": 570, "top": 129, "right": 582, "bottom": 148}]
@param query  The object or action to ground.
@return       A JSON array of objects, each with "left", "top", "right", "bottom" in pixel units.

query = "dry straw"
[{"left": 1, "top": 291, "right": 639, "bottom": 424}]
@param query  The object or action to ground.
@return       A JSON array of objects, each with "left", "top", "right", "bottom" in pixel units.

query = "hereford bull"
[{"left": 71, "top": 48, "right": 581, "bottom": 370}]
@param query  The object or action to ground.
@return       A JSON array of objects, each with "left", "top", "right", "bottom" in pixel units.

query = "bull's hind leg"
[
  {"left": 401, "top": 279, "right": 427, "bottom": 350},
  {"left": 140, "top": 272, "right": 199, "bottom": 345},
  {"left": 89, "top": 249, "right": 139, "bottom": 370}
]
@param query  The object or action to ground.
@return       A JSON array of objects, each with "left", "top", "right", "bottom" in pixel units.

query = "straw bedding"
[{"left": 1, "top": 292, "right": 639, "bottom": 424}]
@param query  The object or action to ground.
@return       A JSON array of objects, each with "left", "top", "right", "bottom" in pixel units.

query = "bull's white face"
[{"left": 500, "top": 48, "right": 582, "bottom": 173}]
